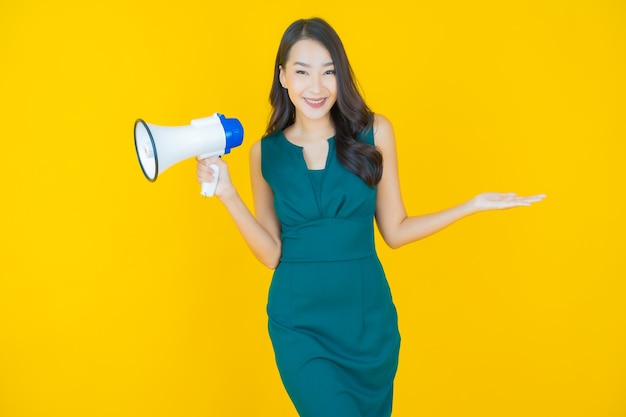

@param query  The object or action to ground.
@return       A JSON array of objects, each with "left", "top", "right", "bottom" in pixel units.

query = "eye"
[
  {"left": 296, "top": 70, "right": 307, "bottom": 75},
  {"left": 324, "top": 69, "right": 336, "bottom": 75}
]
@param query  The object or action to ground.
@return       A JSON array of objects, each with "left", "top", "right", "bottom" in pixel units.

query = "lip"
[{"left": 304, "top": 97, "right": 327, "bottom": 109}]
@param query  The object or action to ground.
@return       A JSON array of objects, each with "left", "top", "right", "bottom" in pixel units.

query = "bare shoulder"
[
  {"left": 372, "top": 113, "right": 396, "bottom": 149},
  {"left": 250, "top": 140, "right": 262, "bottom": 160}
]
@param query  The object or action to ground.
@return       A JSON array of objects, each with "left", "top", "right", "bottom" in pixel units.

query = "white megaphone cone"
[{"left": 134, "top": 113, "right": 244, "bottom": 196}]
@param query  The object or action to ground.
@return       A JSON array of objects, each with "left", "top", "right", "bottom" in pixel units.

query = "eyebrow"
[{"left": 293, "top": 61, "right": 335, "bottom": 67}]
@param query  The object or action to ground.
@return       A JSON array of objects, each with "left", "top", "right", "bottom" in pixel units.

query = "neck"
[{"left": 292, "top": 115, "right": 335, "bottom": 142}]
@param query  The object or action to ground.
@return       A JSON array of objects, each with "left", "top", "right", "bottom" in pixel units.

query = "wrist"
[
  {"left": 216, "top": 186, "right": 239, "bottom": 204},
  {"left": 462, "top": 198, "right": 481, "bottom": 216}
]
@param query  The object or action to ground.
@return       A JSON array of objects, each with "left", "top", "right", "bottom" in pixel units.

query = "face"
[{"left": 279, "top": 39, "right": 337, "bottom": 123}]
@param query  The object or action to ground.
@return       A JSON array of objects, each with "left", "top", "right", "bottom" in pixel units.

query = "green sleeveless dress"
[{"left": 262, "top": 128, "right": 401, "bottom": 417}]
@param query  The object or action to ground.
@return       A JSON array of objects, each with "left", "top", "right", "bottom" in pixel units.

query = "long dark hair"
[{"left": 265, "top": 18, "right": 383, "bottom": 187}]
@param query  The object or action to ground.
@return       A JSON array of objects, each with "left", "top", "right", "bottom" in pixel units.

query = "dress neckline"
[
  {"left": 279, "top": 130, "right": 335, "bottom": 149},
  {"left": 279, "top": 130, "right": 335, "bottom": 171}
]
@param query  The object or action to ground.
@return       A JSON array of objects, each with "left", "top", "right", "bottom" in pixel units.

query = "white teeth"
[{"left": 305, "top": 98, "right": 324, "bottom": 104}]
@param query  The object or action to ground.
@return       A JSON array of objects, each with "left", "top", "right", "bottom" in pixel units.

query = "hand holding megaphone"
[
  {"left": 134, "top": 113, "right": 244, "bottom": 197},
  {"left": 196, "top": 155, "right": 231, "bottom": 198}
]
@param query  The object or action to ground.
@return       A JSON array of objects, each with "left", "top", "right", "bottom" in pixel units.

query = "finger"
[
  {"left": 196, "top": 165, "right": 213, "bottom": 177},
  {"left": 204, "top": 155, "right": 224, "bottom": 165},
  {"left": 197, "top": 157, "right": 213, "bottom": 168},
  {"left": 497, "top": 193, "right": 518, "bottom": 201},
  {"left": 196, "top": 165, "right": 216, "bottom": 179},
  {"left": 197, "top": 173, "right": 212, "bottom": 183},
  {"left": 523, "top": 195, "right": 546, "bottom": 203}
]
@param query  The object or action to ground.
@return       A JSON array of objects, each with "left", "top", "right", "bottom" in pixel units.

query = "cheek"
[
  {"left": 326, "top": 78, "right": 338, "bottom": 96},
  {"left": 286, "top": 85, "right": 302, "bottom": 104},
  {"left": 287, "top": 77, "right": 307, "bottom": 95},
  {"left": 325, "top": 74, "right": 337, "bottom": 88},
  {"left": 286, "top": 89, "right": 297, "bottom": 103}
]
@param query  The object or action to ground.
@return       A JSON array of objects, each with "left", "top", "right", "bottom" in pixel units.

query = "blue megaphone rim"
[
  {"left": 217, "top": 114, "right": 244, "bottom": 155},
  {"left": 134, "top": 118, "right": 159, "bottom": 182}
]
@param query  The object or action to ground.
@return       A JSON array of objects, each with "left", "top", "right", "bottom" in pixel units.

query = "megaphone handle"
[{"left": 201, "top": 164, "right": 219, "bottom": 197}]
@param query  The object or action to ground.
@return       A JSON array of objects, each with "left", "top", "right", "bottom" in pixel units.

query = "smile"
[{"left": 304, "top": 98, "right": 327, "bottom": 108}]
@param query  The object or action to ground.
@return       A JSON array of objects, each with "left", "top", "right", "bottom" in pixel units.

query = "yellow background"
[{"left": 1, "top": 1, "right": 624, "bottom": 416}]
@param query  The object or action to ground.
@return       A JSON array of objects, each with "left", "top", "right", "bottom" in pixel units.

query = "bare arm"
[
  {"left": 373, "top": 114, "right": 545, "bottom": 249},
  {"left": 197, "top": 142, "right": 282, "bottom": 268}
]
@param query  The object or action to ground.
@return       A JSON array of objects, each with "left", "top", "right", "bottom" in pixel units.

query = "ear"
[{"left": 278, "top": 65, "right": 286, "bottom": 88}]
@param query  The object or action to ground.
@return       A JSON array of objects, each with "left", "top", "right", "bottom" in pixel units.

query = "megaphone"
[{"left": 134, "top": 112, "right": 244, "bottom": 196}]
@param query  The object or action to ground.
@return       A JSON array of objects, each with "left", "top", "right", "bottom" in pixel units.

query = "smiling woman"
[{"left": 195, "top": 17, "right": 544, "bottom": 417}]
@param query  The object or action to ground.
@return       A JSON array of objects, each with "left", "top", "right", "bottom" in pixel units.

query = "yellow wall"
[{"left": 1, "top": 1, "right": 624, "bottom": 416}]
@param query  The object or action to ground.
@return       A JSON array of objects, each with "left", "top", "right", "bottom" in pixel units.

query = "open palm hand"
[{"left": 472, "top": 192, "right": 546, "bottom": 212}]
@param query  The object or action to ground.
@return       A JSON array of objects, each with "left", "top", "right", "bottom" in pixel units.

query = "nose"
[{"left": 308, "top": 74, "right": 322, "bottom": 94}]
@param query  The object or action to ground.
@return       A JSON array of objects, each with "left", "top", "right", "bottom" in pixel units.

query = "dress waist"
[{"left": 280, "top": 218, "right": 376, "bottom": 262}]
